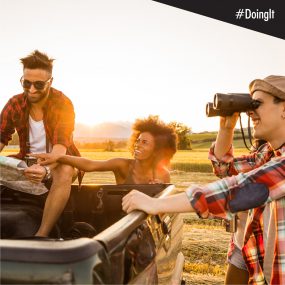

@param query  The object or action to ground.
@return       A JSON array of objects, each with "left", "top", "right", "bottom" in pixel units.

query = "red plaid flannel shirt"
[
  {"left": 0, "top": 88, "right": 80, "bottom": 159},
  {"left": 186, "top": 142, "right": 285, "bottom": 284},
  {"left": 208, "top": 142, "right": 273, "bottom": 268}
]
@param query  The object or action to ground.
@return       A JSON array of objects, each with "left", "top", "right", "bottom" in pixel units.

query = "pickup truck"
[{"left": 0, "top": 183, "right": 185, "bottom": 284}]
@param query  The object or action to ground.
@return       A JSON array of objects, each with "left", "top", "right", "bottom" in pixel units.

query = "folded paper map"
[{"left": 0, "top": 156, "right": 48, "bottom": 195}]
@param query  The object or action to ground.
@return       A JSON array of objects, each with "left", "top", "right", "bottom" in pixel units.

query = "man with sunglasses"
[
  {"left": 122, "top": 75, "right": 285, "bottom": 284},
  {"left": 0, "top": 50, "right": 81, "bottom": 237}
]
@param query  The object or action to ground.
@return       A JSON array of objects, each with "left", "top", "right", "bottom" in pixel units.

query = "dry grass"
[{"left": 181, "top": 214, "right": 231, "bottom": 284}]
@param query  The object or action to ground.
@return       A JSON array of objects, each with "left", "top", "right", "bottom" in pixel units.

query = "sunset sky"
[{"left": 1, "top": 0, "right": 284, "bottom": 132}]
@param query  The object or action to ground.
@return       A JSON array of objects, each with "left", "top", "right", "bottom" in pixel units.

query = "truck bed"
[{"left": 0, "top": 184, "right": 184, "bottom": 284}]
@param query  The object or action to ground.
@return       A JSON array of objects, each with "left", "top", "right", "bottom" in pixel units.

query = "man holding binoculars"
[{"left": 123, "top": 75, "right": 285, "bottom": 284}]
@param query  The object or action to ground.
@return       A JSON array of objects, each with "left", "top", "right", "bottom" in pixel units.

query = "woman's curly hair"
[{"left": 129, "top": 115, "right": 177, "bottom": 164}]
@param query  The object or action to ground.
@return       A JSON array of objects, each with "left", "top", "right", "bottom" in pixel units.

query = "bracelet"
[{"left": 43, "top": 166, "right": 52, "bottom": 181}]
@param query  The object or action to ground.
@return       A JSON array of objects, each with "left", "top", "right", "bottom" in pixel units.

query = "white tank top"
[{"left": 29, "top": 116, "right": 47, "bottom": 153}]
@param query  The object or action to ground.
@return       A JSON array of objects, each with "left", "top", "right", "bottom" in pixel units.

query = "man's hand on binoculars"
[{"left": 219, "top": 112, "right": 239, "bottom": 130}]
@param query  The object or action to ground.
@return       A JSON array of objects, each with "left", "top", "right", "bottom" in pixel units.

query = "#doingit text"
[{"left": 235, "top": 9, "right": 275, "bottom": 21}]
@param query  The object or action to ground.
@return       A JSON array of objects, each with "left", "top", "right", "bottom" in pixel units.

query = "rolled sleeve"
[
  {"left": 186, "top": 185, "right": 210, "bottom": 218},
  {"left": 186, "top": 156, "right": 285, "bottom": 220},
  {"left": 186, "top": 183, "right": 234, "bottom": 220},
  {"left": 208, "top": 142, "right": 236, "bottom": 178},
  {"left": 208, "top": 142, "right": 234, "bottom": 164}
]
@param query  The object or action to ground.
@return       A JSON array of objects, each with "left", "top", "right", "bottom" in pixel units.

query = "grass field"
[{"left": 182, "top": 214, "right": 230, "bottom": 284}]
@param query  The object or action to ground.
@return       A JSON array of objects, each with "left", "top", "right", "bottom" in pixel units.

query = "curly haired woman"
[{"left": 32, "top": 115, "right": 177, "bottom": 184}]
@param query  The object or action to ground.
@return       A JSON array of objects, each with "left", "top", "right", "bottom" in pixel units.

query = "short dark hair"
[
  {"left": 129, "top": 115, "right": 177, "bottom": 163},
  {"left": 20, "top": 50, "right": 54, "bottom": 74}
]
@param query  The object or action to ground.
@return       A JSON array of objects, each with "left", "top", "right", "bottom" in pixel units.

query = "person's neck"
[
  {"left": 269, "top": 137, "right": 285, "bottom": 150},
  {"left": 133, "top": 159, "right": 156, "bottom": 183},
  {"left": 30, "top": 101, "right": 45, "bottom": 121},
  {"left": 135, "top": 158, "right": 155, "bottom": 172}
]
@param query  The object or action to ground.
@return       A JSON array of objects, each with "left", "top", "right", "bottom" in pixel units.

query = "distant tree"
[
  {"left": 104, "top": 140, "right": 115, "bottom": 152},
  {"left": 169, "top": 121, "right": 192, "bottom": 150}
]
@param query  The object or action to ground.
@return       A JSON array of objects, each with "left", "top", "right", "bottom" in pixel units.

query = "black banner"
[{"left": 153, "top": 0, "right": 285, "bottom": 40}]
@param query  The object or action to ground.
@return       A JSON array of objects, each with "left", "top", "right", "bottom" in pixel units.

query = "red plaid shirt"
[
  {"left": 0, "top": 87, "right": 80, "bottom": 159},
  {"left": 186, "top": 142, "right": 285, "bottom": 284}
]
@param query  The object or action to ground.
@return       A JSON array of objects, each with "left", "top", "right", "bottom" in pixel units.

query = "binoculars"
[{"left": 206, "top": 93, "right": 261, "bottom": 117}]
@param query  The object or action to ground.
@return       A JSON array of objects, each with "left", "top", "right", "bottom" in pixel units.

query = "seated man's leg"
[{"left": 35, "top": 164, "right": 75, "bottom": 237}]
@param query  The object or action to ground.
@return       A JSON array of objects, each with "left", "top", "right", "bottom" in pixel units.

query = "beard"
[{"left": 25, "top": 89, "right": 49, "bottom": 104}]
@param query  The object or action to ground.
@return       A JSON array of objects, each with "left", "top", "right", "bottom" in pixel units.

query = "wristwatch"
[{"left": 43, "top": 166, "right": 52, "bottom": 181}]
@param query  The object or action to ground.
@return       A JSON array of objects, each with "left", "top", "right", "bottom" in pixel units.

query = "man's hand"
[
  {"left": 28, "top": 153, "right": 61, "bottom": 166},
  {"left": 24, "top": 164, "right": 47, "bottom": 183},
  {"left": 122, "top": 190, "right": 158, "bottom": 215}
]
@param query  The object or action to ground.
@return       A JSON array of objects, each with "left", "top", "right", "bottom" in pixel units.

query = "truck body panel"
[{"left": 0, "top": 184, "right": 184, "bottom": 284}]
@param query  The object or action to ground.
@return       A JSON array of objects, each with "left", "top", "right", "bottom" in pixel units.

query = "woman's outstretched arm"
[{"left": 31, "top": 153, "right": 126, "bottom": 172}]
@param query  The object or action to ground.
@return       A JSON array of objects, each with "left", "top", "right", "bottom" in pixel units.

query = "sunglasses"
[{"left": 20, "top": 76, "right": 52, "bottom": 90}]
